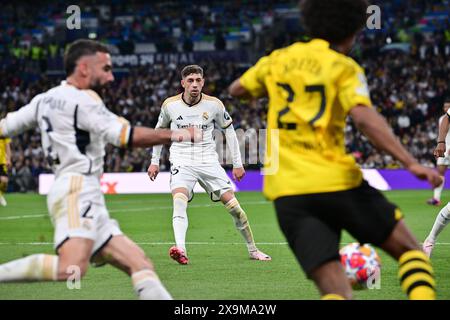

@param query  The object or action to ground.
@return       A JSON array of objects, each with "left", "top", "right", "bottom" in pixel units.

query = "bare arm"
[
  {"left": 131, "top": 127, "right": 200, "bottom": 148},
  {"left": 5, "top": 142, "right": 11, "bottom": 169},
  {"left": 434, "top": 115, "right": 449, "bottom": 158},
  {"left": 350, "top": 105, "right": 442, "bottom": 187},
  {"left": 228, "top": 79, "right": 252, "bottom": 98},
  {"left": 350, "top": 106, "right": 417, "bottom": 168}
]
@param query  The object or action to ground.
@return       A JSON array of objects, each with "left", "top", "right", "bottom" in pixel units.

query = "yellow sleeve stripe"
[{"left": 119, "top": 124, "right": 130, "bottom": 147}]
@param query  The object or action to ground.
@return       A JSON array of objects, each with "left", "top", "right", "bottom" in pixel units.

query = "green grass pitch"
[{"left": 0, "top": 190, "right": 449, "bottom": 300}]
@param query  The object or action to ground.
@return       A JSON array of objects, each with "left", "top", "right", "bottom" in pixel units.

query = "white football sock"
[
  {"left": 132, "top": 269, "right": 172, "bottom": 300},
  {"left": 0, "top": 254, "right": 58, "bottom": 282},
  {"left": 172, "top": 193, "right": 189, "bottom": 252},
  {"left": 427, "top": 203, "right": 450, "bottom": 242},
  {"left": 433, "top": 176, "right": 445, "bottom": 201},
  {"left": 225, "top": 198, "right": 257, "bottom": 252}
]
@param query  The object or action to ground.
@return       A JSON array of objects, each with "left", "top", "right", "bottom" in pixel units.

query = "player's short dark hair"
[
  {"left": 181, "top": 65, "right": 204, "bottom": 78},
  {"left": 300, "top": 0, "right": 368, "bottom": 44},
  {"left": 64, "top": 39, "right": 110, "bottom": 76}
]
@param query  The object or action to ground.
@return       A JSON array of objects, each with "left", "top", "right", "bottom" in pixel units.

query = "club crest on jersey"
[{"left": 202, "top": 112, "right": 209, "bottom": 120}]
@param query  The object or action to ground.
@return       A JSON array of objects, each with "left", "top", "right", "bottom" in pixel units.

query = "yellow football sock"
[{"left": 398, "top": 250, "right": 436, "bottom": 300}]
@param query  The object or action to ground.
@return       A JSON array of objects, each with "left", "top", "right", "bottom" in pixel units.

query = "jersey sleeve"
[
  {"left": 337, "top": 60, "right": 372, "bottom": 112},
  {"left": 78, "top": 103, "right": 131, "bottom": 148},
  {"left": 239, "top": 55, "right": 271, "bottom": 98},
  {"left": 151, "top": 106, "right": 171, "bottom": 165},
  {"left": 155, "top": 105, "right": 171, "bottom": 129},
  {"left": 0, "top": 94, "right": 40, "bottom": 137},
  {"left": 214, "top": 100, "right": 233, "bottom": 129}
]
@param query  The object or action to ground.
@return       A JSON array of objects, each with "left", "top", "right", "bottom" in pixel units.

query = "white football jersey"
[
  {"left": 0, "top": 81, "right": 130, "bottom": 179},
  {"left": 152, "top": 93, "right": 233, "bottom": 166},
  {"left": 440, "top": 113, "right": 450, "bottom": 146}
]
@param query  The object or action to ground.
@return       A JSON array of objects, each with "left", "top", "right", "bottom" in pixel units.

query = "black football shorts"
[{"left": 274, "top": 180, "right": 401, "bottom": 277}]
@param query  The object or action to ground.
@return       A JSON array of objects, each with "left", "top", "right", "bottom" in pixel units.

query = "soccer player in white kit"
[
  {"left": 424, "top": 100, "right": 450, "bottom": 257},
  {"left": 0, "top": 40, "right": 199, "bottom": 299},
  {"left": 148, "top": 65, "right": 271, "bottom": 264},
  {"left": 427, "top": 102, "right": 450, "bottom": 206}
]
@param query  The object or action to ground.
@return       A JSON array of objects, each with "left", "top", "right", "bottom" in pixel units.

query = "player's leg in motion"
[
  {"left": 93, "top": 235, "right": 172, "bottom": 300},
  {"left": 381, "top": 220, "right": 436, "bottom": 300},
  {"left": 169, "top": 187, "right": 190, "bottom": 265},
  {"left": 0, "top": 174, "right": 8, "bottom": 206},
  {"left": 423, "top": 202, "right": 450, "bottom": 257},
  {"left": 0, "top": 237, "right": 92, "bottom": 283},
  {"left": 221, "top": 190, "right": 271, "bottom": 261},
  {"left": 427, "top": 164, "right": 446, "bottom": 206}
]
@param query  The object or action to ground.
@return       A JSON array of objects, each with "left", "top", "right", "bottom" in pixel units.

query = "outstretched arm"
[
  {"left": 5, "top": 141, "right": 11, "bottom": 169},
  {"left": 350, "top": 105, "right": 442, "bottom": 187},
  {"left": 131, "top": 127, "right": 200, "bottom": 148},
  {"left": 0, "top": 96, "right": 40, "bottom": 138},
  {"left": 228, "top": 79, "right": 252, "bottom": 99}
]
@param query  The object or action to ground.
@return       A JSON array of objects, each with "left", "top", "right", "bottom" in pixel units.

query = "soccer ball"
[{"left": 339, "top": 242, "right": 381, "bottom": 290}]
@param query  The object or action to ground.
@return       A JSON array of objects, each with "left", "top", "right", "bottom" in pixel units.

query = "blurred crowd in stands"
[{"left": 0, "top": 0, "right": 449, "bottom": 191}]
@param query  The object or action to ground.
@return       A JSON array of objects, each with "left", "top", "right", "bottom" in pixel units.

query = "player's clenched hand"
[
  {"left": 232, "top": 167, "right": 246, "bottom": 182},
  {"left": 407, "top": 163, "right": 443, "bottom": 188},
  {"left": 171, "top": 127, "right": 203, "bottom": 143},
  {"left": 147, "top": 164, "right": 160, "bottom": 181},
  {"left": 434, "top": 143, "right": 446, "bottom": 158}
]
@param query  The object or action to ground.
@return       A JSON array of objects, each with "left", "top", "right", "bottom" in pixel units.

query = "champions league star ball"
[{"left": 339, "top": 243, "right": 381, "bottom": 290}]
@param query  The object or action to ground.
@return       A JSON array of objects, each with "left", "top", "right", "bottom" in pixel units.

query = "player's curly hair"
[{"left": 300, "top": 0, "right": 369, "bottom": 44}]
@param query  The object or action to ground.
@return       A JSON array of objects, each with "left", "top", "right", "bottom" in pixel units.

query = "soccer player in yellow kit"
[
  {"left": 0, "top": 137, "right": 11, "bottom": 206},
  {"left": 229, "top": 0, "right": 441, "bottom": 300}
]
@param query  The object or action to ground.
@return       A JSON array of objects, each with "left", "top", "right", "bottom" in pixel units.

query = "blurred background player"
[
  {"left": 423, "top": 100, "right": 450, "bottom": 257},
  {"left": 0, "top": 137, "right": 11, "bottom": 206},
  {"left": 427, "top": 101, "right": 450, "bottom": 206},
  {"left": 0, "top": 39, "right": 200, "bottom": 300},
  {"left": 148, "top": 64, "right": 271, "bottom": 265},
  {"left": 229, "top": 0, "right": 441, "bottom": 300}
]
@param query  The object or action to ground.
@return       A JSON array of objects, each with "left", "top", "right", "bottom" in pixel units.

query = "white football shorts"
[
  {"left": 169, "top": 162, "right": 233, "bottom": 201},
  {"left": 47, "top": 173, "right": 122, "bottom": 263}
]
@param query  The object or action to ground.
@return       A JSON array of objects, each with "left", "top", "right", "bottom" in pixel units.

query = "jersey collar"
[{"left": 181, "top": 93, "right": 203, "bottom": 107}]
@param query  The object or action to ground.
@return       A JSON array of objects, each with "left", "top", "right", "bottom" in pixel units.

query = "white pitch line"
[
  {"left": 0, "top": 200, "right": 271, "bottom": 221},
  {"left": 0, "top": 214, "right": 47, "bottom": 220},
  {"left": 1, "top": 241, "right": 450, "bottom": 246},
  {"left": 0, "top": 241, "right": 285, "bottom": 246}
]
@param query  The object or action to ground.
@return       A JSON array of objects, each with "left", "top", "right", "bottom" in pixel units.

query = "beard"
[{"left": 89, "top": 78, "right": 109, "bottom": 97}]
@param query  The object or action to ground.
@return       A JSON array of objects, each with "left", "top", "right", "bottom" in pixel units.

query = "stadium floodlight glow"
[{"left": 88, "top": 32, "right": 97, "bottom": 39}]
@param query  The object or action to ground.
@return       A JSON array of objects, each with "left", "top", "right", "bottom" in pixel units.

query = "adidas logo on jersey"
[{"left": 177, "top": 115, "right": 183, "bottom": 120}]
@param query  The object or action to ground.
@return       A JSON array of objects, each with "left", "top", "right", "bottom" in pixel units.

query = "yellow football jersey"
[
  {"left": 240, "top": 39, "right": 372, "bottom": 200},
  {"left": 0, "top": 138, "right": 10, "bottom": 165}
]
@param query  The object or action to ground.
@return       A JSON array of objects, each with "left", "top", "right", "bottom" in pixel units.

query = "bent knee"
[
  {"left": 128, "top": 254, "right": 154, "bottom": 274},
  {"left": 57, "top": 260, "right": 90, "bottom": 280}
]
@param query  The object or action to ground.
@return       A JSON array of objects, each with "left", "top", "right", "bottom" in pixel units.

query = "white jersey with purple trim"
[
  {"left": 0, "top": 81, "right": 131, "bottom": 179},
  {"left": 152, "top": 93, "right": 233, "bottom": 166}
]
